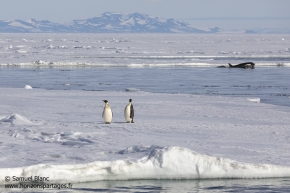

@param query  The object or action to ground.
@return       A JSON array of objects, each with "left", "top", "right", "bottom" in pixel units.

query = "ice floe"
[
  {"left": 246, "top": 98, "right": 260, "bottom": 103},
  {"left": 0, "top": 87, "right": 290, "bottom": 184},
  {"left": 24, "top": 85, "right": 33, "bottom": 89},
  {"left": 125, "top": 88, "right": 140, "bottom": 92}
]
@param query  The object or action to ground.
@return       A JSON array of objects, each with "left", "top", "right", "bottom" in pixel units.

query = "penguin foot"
[
  {"left": 127, "top": 121, "right": 130, "bottom": 123},
  {"left": 105, "top": 122, "right": 111, "bottom": 124}
]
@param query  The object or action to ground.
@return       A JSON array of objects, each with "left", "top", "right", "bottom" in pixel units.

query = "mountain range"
[{"left": 0, "top": 12, "right": 222, "bottom": 33}]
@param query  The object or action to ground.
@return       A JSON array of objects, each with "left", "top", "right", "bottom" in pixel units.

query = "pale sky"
[{"left": 0, "top": 0, "right": 289, "bottom": 30}]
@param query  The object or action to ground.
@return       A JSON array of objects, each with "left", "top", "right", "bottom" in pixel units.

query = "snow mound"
[
  {"left": 0, "top": 114, "right": 34, "bottom": 125},
  {"left": 146, "top": 146, "right": 290, "bottom": 179},
  {"left": 24, "top": 85, "right": 33, "bottom": 89},
  {"left": 1, "top": 146, "right": 290, "bottom": 184}
]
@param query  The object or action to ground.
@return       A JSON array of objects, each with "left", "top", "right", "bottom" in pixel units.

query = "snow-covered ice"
[
  {"left": 1, "top": 146, "right": 290, "bottom": 184},
  {"left": 0, "top": 88, "right": 290, "bottom": 184},
  {"left": 0, "top": 33, "right": 290, "bottom": 67}
]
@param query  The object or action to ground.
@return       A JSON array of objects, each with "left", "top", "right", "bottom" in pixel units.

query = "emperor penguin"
[
  {"left": 102, "top": 100, "right": 113, "bottom": 124},
  {"left": 124, "top": 99, "right": 134, "bottom": 123}
]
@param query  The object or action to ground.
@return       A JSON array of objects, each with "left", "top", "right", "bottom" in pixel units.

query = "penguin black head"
[
  {"left": 103, "top": 100, "right": 108, "bottom": 103},
  {"left": 129, "top": 99, "right": 132, "bottom": 102}
]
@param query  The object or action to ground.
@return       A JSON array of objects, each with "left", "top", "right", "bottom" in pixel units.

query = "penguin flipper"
[{"left": 130, "top": 104, "right": 134, "bottom": 118}]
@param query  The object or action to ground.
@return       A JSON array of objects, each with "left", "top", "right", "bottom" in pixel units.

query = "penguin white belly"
[
  {"left": 124, "top": 105, "right": 132, "bottom": 122},
  {"left": 103, "top": 108, "right": 112, "bottom": 123}
]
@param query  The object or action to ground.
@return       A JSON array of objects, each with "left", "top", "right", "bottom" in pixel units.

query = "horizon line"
[{"left": 181, "top": 17, "right": 290, "bottom": 21}]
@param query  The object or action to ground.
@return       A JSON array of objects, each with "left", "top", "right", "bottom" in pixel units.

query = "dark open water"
[
  {"left": 0, "top": 66, "right": 289, "bottom": 107},
  {"left": 73, "top": 179, "right": 290, "bottom": 193},
  {"left": 1, "top": 179, "right": 289, "bottom": 192}
]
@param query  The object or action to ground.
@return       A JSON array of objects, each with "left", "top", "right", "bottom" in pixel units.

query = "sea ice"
[
  {"left": 0, "top": 88, "right": 289, "bottom": 184},
  {"left": 0, "top": 33, "right": 290, "bottom": 66}
]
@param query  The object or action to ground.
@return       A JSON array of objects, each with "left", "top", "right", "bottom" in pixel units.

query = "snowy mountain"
[
  {"left": 68, "top": 12, "right": 219, "bottom": 33},
  {"left": 0, "top": 12, "right": 220, "bottom": 33},
  {"left": 0, "top": 19, "right": 69, "bottom": 33}
]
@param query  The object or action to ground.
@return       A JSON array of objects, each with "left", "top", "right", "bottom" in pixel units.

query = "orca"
[{"left": 228, "top": 62, "right": 255, "bottom": 69}]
